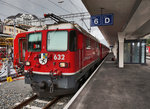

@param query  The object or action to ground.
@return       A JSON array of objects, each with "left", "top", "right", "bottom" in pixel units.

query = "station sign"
[{"left": 91, "top": 14, "right": 114, "bottom": 26}]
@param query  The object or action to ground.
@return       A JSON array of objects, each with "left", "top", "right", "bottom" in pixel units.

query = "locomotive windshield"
[
  {"left": 47, "top": 31, "right": 68, "bottom": 51},
  {"left": 28, "top": 32, "right": 42, "bottom": 52}
]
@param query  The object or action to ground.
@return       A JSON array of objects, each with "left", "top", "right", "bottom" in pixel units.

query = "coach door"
[
  {"left": 124, "top": 39, "right": 146, "bottom": 64},
  {"left": 19, "top": 38, "right": 26, "bottom": 62}
]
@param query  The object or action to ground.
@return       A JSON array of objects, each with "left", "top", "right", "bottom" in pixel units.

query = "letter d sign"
[
  {"left": 91, "top": 14, "right": 113, "bottom": 26},
  {"left": 105, "top": 17, "right": 110, "bottom": 23},
  {"left": 102, "top": 14, "right": 113, "bottom": 25}
]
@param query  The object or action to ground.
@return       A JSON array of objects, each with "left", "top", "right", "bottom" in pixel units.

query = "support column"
[
  {"left": 118, "top": 32, "right": 125, "bottom": 68},
  {"left": 112, "top": 42, "right": 118, "bottom": 60}
]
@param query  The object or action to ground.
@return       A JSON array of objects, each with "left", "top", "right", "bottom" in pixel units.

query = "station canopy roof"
[
  {"left": 82, "top": 0, "right": 150, "bottom": 46},
  {"left": 0, "top": 34, "right": 13, "bottom": 46}
]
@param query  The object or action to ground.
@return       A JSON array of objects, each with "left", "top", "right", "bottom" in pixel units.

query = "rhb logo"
[{"left": 39, "top": 53, "right": 48, "bottom": 65}]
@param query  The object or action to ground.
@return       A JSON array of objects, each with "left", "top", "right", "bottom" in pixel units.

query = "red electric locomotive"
[{"left": 13, "top": 14, "right": 109, "bottom": 97}]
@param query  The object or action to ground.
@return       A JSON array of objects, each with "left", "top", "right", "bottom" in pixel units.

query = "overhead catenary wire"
[
  {"left": 47, "top": 0, "right": 72, "bottom": 14},
  {"left": 9, "top": 12, "right": 89, "bottom": 26},
  {"left": 0, "top": 0, "right": 91, "bottom": 33},
  {"left": 67, "top": 0, "right": 90, "bottom": 31},
  {"left": 0, "top": 13, "right": 7, "bottom": 17},
  {"left": 81, "top": 18, "right": 91, "bottom": 32},
  {"left": 27, "top": 0, "right": 54, "bottom": 14},
  {"left": 0, "top": 0, "right": 89, "bottom": 20},
  {"left": 59, "top": 12, "right": 89, "bottom": 19},
  {"left": 68, "top": 0, "right": 82, "bottom": 13},
  {"left": 0, "top": 0, "right": 32, "bottom": 14},
  {"left": 4, "top": 12, "right": 90, "bottom": 30}
]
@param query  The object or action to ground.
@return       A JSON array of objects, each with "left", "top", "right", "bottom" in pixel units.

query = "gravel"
[
  {"left": 0, "top": 79, "right": 73, "bottom": 109},
  {"left": 0, "top": 79, "right": 33, "bottom": 109},
  {"left": 51, "top": 95, "right": 73, "bottom": 109}
]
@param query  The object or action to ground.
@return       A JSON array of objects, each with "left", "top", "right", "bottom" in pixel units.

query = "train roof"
[
  {"left": 48, "top": 23, "right": 100, "bottom": 43},
  {"left": 28, "top": 23, "right": 100, "bottom": 43}
]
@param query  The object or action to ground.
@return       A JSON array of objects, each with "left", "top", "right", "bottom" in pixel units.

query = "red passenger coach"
[
  {"left": 100, "top": 43, "right": 110, "bottom": 60},
  {"left": 146, "top": 46, "right": 150, "bottom": 53},
  {"left": 14, "top": 22, "right": 109, "bottom": 97},
  {"left": 14, "top": 33, "right": 26, "bottom": 73}
]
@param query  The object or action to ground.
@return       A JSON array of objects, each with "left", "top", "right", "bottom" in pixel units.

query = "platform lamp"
[{"left": 58, "top": 0, "right": 64, "bottom": 3}]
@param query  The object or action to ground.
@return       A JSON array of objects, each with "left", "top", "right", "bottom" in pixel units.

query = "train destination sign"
[{"left": 91, "top": 14, "right": 113, "bottom": 26}]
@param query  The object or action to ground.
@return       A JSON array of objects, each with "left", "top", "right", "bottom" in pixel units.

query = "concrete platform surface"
[{"left": 68, "top": 54, "right": 150, "bottom": 109}]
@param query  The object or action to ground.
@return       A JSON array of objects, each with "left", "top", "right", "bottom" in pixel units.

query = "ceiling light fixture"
[{"left": 58, "top": 0, "right": 64, "bottom": 3}]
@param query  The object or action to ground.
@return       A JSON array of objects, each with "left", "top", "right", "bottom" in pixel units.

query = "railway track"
[
  {"left": 12, "top": 94, "right": 61, "bottom": 109},
  {"left": 11, "top": 62, "right": 102, "bottom": 109}
]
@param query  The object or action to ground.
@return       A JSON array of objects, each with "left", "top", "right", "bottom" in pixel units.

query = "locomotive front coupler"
[
  {"left": 49, "top": 70, "right": 55, "bottom": 93},
  {"left": 49, "top": 69, "right": 62, "bottom": 79},
  {"left": 48, "top": 69, "right": 62, "bottom": 93},
  {"left": 25, "top": 68, "right": 34, "bottom": 80}
]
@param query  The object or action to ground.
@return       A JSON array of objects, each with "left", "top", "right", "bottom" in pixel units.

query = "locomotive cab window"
[
  {"left": 47, "top": 31, "right": 68, "bottom": 51},
  {"left": 69, "top": 30, "right": 77, "bottom": 51},
  {"left": 28, "top": 32, "right": 42, "bottom": 52}
]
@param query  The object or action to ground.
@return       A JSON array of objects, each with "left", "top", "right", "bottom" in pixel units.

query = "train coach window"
[
  {"left": 28, "top": 32, "right": 42, "bottom": 52},
  {"left": 69, "top": 30, "right": 77, "bottom": 51},
  {"left": 97, "top": 43, "right": 99, "bottom": 48},
  {"left": 86, "top": 38, "right": 91, "bottom": 49},
  {"left": 47, "top": 31, "right": 68, "bottom": 51}
]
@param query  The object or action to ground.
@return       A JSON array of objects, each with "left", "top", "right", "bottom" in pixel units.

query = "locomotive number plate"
[{"left": 54, "top": 54, "right": 65, "bottom": 60}]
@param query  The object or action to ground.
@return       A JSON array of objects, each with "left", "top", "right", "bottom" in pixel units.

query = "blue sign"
[{"left": 91, "top": 14, "right": 113, "bottom": 26}]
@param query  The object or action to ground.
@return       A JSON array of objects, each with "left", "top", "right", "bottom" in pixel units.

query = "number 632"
[{"left": 54, "top": 54, "right": 65, "bottom": 60}]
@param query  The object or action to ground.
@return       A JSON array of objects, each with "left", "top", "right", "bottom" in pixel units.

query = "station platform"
[{"left": 65, "top": 53, "right": 150, "bottom": 109}]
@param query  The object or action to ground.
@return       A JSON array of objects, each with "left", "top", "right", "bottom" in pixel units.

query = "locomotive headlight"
[
  {"left": 25, "top": 61, "right": 30, "bottom": 66},
  {"left": 59, "top": 62, "right": 68, "bottom": 68}
]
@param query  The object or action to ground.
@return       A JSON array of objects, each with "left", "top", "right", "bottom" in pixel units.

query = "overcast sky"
[{"left": 0, "top": 0, "right": 108, "bottom": 46}]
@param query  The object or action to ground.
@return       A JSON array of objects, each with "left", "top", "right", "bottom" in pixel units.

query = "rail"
[
  {"left": 12, "top": 94, "right": 38, "bottom": 109},
  {"left": 12, "top": 94, "right": 61, "bottom": 109}
]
